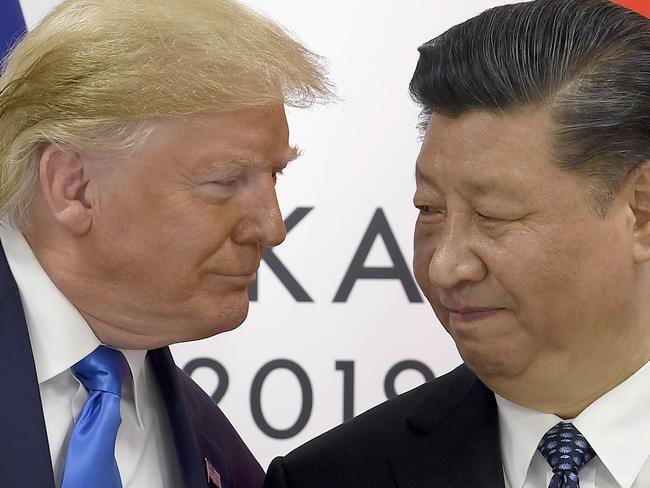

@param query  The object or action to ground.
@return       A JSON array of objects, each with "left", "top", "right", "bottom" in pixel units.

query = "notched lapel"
[
  {"left": 149, "top": 347, "right": 207, "bottom": 487},
  {"left": 389, "top": 366, "right": 505, "bottom": 488},
  {"left": 0, "top": 242, "right": 55, "bottom": 487},
  {"left": 149, "top": 347, "right": 232, "bottom": 488}
]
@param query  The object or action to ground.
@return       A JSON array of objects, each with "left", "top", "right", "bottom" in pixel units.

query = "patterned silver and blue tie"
[{"left": 538, "top": 422, "right": 597, "bottom": 488}]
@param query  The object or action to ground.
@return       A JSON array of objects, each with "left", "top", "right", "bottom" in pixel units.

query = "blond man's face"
[{"left": 72, "top": 105, "right": 293, "bottom": 347}]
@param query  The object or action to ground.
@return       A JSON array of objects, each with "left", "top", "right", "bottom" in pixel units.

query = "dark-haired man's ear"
[
  {"left": 38, "top": 144, "right": 93, "bottom": 235},
  {"left": 630, "top": 162, "right": 650, "bottom": 263}
]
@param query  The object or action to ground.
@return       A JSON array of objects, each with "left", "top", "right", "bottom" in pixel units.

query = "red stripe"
[{"left": 610, "top": 0, "right": 650, "bottom": 18}]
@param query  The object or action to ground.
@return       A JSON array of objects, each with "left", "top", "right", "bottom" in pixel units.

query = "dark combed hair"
[{"left": 409, "top": 0, "right": 650, "bottom": 210}]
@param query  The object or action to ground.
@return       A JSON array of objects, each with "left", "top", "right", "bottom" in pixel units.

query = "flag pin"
[{"left": 205, "top": 458, "right": 222, "bottom": 488}]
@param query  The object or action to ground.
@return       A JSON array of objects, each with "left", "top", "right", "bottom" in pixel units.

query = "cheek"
[
  {"left": 501, "top": 224, "right": 632, "bottom": 342},
  {"left": 500, "top": 238, "right": 579, "bottom": 316},
  {"left": 94, "top": 173, "right": 169, "bottom": 249},
  {"left": 92, "top": 195, "right": 223, "bottom": 286}
]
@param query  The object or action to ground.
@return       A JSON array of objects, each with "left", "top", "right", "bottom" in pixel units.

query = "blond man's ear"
[{"left": 37, "top": 144, "right": 93, "bottom": 235}]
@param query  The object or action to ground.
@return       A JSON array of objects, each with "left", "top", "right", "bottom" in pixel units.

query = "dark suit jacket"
[
  {"left": 0, "top": 241, "right": 264, "bottom": 488},
  {"left": 265, "top": 365, "right": 505, "bottom": 488}
]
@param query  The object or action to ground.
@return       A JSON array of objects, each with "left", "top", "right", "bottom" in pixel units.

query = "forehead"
[
  {"left": 416, "top": 108, "right": 560, "bottom": 194},
  {"left": 137, "top": 105, "right": 294, "bottom": 173},
  {"left": 189, "top": 105, "right": 291, "bottom": 158}
]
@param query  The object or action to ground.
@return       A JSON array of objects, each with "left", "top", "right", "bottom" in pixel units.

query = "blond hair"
[{"left": 0, "top": 0, "right": 332, "bottom": 228}]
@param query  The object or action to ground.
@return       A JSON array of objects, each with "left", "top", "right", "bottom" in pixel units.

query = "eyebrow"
[
  {"left": 463, "top": 180, "right": 506, "bottom": 196},
  {"left": 277, "top": 145, "right": 301, "bottom": 165},
  {"left": 203, "top": 145, "right": 302, "bottom": 171},
  {"left": 415, "top": 165, "right": 438, "bottom": 189},
  {"left": 415, "top": 165, "right": 521, "bottom": 200}
]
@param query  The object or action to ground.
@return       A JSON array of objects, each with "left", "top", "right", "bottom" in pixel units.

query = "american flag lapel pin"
[{"left": 204, "top": 457, "right": 222, "bottom": 488}]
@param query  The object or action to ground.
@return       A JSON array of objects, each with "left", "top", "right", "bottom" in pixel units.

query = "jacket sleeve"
[{"left": 264, "top": 456, "right": 290, "bottom": 488}]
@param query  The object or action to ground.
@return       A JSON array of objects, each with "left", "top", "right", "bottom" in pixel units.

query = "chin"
[
  {"left": 171, "top": 315, "right": 247, "bottom": 345},
  {"left": 199, "top": 296, "right": 251, "bottom": 338},
  {"left": 158, "top": 292, "right": 251, "bottom": 345},
  {"left": 457, "top": 342, "right": 526, "bottom": 380}
]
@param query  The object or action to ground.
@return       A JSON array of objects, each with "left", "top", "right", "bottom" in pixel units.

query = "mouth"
[
  {"left": 211, "top": 268, "right": 259, "bottom": 284},
  {"left": 447, "top": 307, "right": 505, "bottom": 324},
  {"left": 223, "top": 270, "right": 258, "bottom": 277}
]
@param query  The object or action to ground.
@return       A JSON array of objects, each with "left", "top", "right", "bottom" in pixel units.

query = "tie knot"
[
  {"left": 73, "top": 346, "right": 129, "bottom": 397},
  {"left": 538, "top": 422, "right": 596, "bottom": 475}
]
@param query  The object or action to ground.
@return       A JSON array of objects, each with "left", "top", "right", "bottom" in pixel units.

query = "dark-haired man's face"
[{"left": 413, "top": 108, "right": 642, "bottom": 404}]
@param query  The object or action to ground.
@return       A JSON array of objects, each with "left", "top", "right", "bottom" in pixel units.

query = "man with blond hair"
[{"left": 0, "top": 1, "right": 330, "bottom": 487}]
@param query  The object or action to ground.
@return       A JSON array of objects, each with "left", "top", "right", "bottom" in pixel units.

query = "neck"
[
  {"left": 24, "top": 219, "right": 160, "bottom": 350},
  {"left": 485, "top": 348, "right": 650, "bottom": 419}
]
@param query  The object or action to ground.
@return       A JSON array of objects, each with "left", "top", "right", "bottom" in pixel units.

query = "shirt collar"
[
  {"left": 119, "top": 349, "right": 148, "bottom": 428},
  {"left": 496, "top": 393, "right": 562, "bottom": 488},
  {"left": 496, "top": 360, "right": 650, "bottom": 488},
  {"left": 574, "top": 360, "right": 650, "bottom": 488},
  {"left": 0, "top": 223, "right": 149, "bottom": 428}
]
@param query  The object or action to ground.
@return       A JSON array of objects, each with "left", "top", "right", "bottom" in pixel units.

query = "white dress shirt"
[
  {"left": 497, "top": 360, "right": 650, "bottom": 488},
  {"left": 0, "top": 224, "right": 182, "bottom": 488}
]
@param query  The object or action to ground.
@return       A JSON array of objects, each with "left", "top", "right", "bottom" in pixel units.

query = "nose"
[
  {"left": 428, "top": 222, "right": 487, "bottom": 289},
  {"left": 233, "top": 175, "right": 287, "bottom": 248}
]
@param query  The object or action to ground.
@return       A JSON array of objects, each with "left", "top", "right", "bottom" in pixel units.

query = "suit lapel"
[
  {"left": 0, "top": 241, "right": 55, "bottom": 487},
  {"left": 148, "top": 347, "right": 231, "bottom": 488},
  {"left": 389, "top": 366, "right": 505, "bottom": 487}
]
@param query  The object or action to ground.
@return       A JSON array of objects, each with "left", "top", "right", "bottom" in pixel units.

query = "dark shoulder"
[{"left": 281, "top": 364, "right": 476, "bottom": 464}]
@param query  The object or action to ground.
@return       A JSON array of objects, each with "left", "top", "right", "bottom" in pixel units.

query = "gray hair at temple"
[
  {"left": 0, "top": 0, "right": 333, "bottom": 230},
  {"left": 409, "top": 0, "right": 650, "bottom": 214}
]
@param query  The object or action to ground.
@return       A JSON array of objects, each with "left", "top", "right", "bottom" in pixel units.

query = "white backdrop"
[{"left": 20, "top": 0, "right": 522, "bottom": 469}]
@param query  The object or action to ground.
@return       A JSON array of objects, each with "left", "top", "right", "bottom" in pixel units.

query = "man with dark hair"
[{"left": 264, "top": 1, "right": 650, "bottom": 486}]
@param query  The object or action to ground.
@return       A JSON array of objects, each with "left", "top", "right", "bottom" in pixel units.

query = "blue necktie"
[
  {"left": 61, "top": 346, "right": 129, "bottom": 488},
  {"left": 538, "top": 422, "right": 597, "bottom": 488}
]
